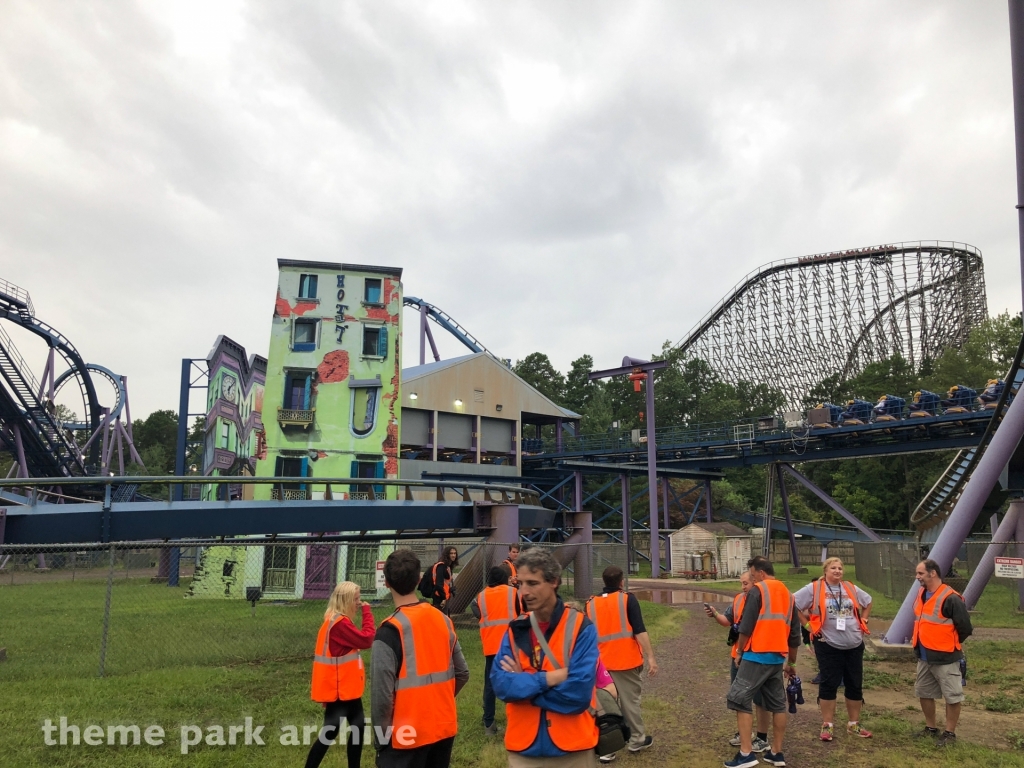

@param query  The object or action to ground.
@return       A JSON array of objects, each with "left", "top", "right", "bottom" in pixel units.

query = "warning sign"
[
  {"left": 375, "top": 560, "right": 387, "bottom": 590},
  {"left": 994, "top": 557, "right": 1024, "bottom": 579}
]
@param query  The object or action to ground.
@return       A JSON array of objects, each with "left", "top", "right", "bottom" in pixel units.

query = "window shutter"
[
  {"left": 300, "top": 457, "right": 309, "bottom": 477},
  {"left": 303, "top": 376, "right": 311, "bottom": 410},
  {"left": 350, "top": 460, "right": 359, "bottom": 479},
  {"left": 378, "top": 326, "right": 388, "bottom": 357},
  {"left": 373, "top": 460, "right": 385, "bottom": 497}
]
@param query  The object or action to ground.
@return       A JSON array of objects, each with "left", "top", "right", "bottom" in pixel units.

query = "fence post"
[{"left": 98, "top": 544, "right": 115, "bottom": 677}]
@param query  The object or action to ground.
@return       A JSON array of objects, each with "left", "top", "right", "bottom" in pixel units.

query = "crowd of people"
[
  {"left": 303, "top": 545, "right": 972, "bottom": 768},
  {"left": 705, "top": 555, "right": 972, "bottom": 767}
]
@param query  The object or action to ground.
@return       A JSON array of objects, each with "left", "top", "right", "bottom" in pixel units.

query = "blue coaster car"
[
  {"left": 908, "top": 390, "right": 940, "bottom": 417},
  {"left": 840, "top": 399, "right": 872, "bottom": 425},
  {"left": 942, "top": 385, "right": 977, "bottom": 413},
  {"left": 873, "top": 394, "right": 906, "bottom": 421},
  {"left": 808, "top": 402, "right": 843, "bottom": 428}
]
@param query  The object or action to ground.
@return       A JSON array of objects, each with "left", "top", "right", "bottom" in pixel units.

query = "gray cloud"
[{"left": 0, "top": 0, "right": 1019, "bottom": 418}]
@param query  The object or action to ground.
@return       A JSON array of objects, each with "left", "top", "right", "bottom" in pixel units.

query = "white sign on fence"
[
  {"left": 994, "top": 557, "right": 1024, "bottom": 579},
  {"left": 375, "top": 560, "right": 387, "bottom": 590}
]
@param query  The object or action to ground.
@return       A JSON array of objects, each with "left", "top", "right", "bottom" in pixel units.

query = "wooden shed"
[{"left": 669, "top": 522, "right": 751, "bottom": 578}]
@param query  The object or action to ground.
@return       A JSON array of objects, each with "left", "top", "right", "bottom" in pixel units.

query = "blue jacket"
[{"left": 490, "top": 599, "right": 598, "bottom": 757}]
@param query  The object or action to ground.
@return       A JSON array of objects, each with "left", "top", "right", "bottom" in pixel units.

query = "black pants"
[
  {"left": 376, "top": 736, "right": 455, "bottom": 768},
  {"left": 304, "top": 698, "right": 366, "bottom": 768},
  {"left": 813, "top": 640, "right": 864, "bottom": 702}
]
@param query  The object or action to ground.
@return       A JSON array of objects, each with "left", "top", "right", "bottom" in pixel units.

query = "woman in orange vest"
[
  {"left": 793, "top": 557, "right": 873, "bottom": 742},
  {"left": 431, "top": 546, "right": 459, "bottom": 613},
  {"left": 306, "top": 581, "right": 375, "bottom": 768},
  {"left": 472, "top": 565, "right": 521, "bottom": 735}
]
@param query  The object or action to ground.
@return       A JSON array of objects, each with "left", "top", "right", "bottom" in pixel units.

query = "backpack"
[
  {"left": 594, "top": 686, "right": 630, "bottom": 756},
  {"left": 418, "top": 563, "right": 440, "bottom": 599}
]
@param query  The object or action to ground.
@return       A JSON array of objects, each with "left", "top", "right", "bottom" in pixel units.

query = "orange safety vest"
[
  {"left": 730, "top": 592, "right": 747, "bottom": 660},
  {"left": 808, "top": 580, "right": 869, "bottom": 636},
  {"left": 911, "top": 584, "right": 963, "bottom": 653},
  {"left": 383, "top": 602, "right": 459, "bottom": 749},
  {"left": 744, "top": 579, "right": 794, "bottom": 655},
  {"left": 311, "top": 615, "right": 365, "bottom": 703},
  {"left": 504, "top": 608, "right": 599, "bottom": 754},
  {"left": 476, "top": 585, "right": 518, "bottom": 656},
  {"left": 505, "top": 558, "right": 519, "bottom": 586},
  {"left": 433, "top": 562, "right": 452, "bottom": 600},
  {"left": 586, "top": 591, "right": 643, "bottom": 671}
]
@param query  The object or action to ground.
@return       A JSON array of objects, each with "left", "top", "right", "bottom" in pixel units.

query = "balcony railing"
[
  {"left": 270, "top": 488, "right": 310, "bottom": 501},
  {"left": 277, "top": 407, "right": 315, "bottom": 429}
]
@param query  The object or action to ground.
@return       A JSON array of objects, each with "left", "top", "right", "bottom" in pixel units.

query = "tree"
[
  {"left": 513, "top": 353, "right": 566, "bottom": 404},
  {"left": 563, "top": 354, "right": 597, "bottom": 415}
]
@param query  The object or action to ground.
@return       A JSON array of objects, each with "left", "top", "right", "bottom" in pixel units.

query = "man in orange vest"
[
  {"left": 587, "top": 565, "right": 658, "bottom": 754},
  {"left": 371, "top": 549, "right": 470, "bottom": 768},
  {"left": 725, "top": 557, "right": 800, "bottom": 768},
  {"left": 705, "top": 571, "right": 770, "bottom": 752},
  {"left": 912, "top": 558, "right": 973, "bottom": 747},
  {"left": 492, "top": 547, "right": 599, "bottom": 768},
  {"left": 504, "top": 544, "right": 521, "bottom": 587},
  {"left": 472, "top": 564, "right": 521, "bottom": 736}
]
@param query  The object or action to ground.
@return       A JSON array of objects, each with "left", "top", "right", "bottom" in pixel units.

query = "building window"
[
  {"left": 298, "top": 274, "right": 318, "bottom": 300},
  {"left": 293, "top": 319, "right": 319, "bottom": 352},
  {"left": 220, "top": 421, "right": 230, "bottom": 449},
  {"left": 364, "top": 278, "right": 383, "bottom": 304},
  {"left": 349, "top": 459, "right": 384, "bottom": 499},
  {"left": 361, "top": 325, "right": 388, "bottom": 357},
  {"left": 351, "top": 387, "right": 380, "bottom": 437},
  {"left": 283, "top": 372, "right": 312, "bottom": 410}
]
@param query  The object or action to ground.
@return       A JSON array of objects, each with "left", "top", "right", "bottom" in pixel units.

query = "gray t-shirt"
[{"left": 793, "top": 580, "right": 871, "bottom": 650}]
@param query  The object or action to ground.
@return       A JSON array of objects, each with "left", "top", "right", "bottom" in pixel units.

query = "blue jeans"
[{"left": 483, "top": 655, "right": 496, "bottom": 727}]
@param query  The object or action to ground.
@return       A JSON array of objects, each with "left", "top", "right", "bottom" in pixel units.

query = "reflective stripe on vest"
[
  {"left": 504, "top": 607, "right": 599, "bottom": 754},
  {"left": 730, "top": 592, "right": 747, "bottom": 660},
  {"left": 745, "top": 579, "right": 794, "bottom": 655},
  {"left": 391, "top": 607, "right": 457, "bottom": 690},
  {"left": 912, "top": 584, "right": 962, "bottom": 653},
  {"left": 587, "top": 592, "right": 643, "bottom": 671},
  {"left": 477, "top": 585, "right": 517, "bottom": 656}
]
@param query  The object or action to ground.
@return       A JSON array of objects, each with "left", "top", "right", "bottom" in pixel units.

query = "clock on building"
[{"left": 222, "top": 375, "right": 237, "bottom": 403}]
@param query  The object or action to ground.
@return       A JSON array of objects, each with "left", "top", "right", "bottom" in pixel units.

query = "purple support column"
[
  {"left": 556, "top": 418, "right": 563, "bottom": 453},
  {"left": 12, "top": 424, "right": 27, "bottom": 479},
  {"left": 962, "top": 502, "right": 1021, "bottom": 609},
  {"left": 1012, "top": 0, "right": 1024, "bottom": 305},
  {"left": 776, "top": 465, "right": 801, "bottom": 568},
  {"left": 419, "top": 304, "right": 427, "bottom": 366},
  {"left": 886, "top": 388, "right": 1024, "bottom": 643},
  {"left": 781, "top": 464, "right": 881, "bottom": 542},
  {"left": 704, "top": 479, "right": 713, "bottom": 523},
  {"left": 571, "top": 511, "right": 594, "bottom": 599},
  {"left": 1017, "top": 507, "right": 1024, "bottom": 610},
  {"left": 574, "top": 471, "right": 582, "bottom": 515},
  {"left": 645, "top": 374, "right": 660, "bottom": 577},
  {"left": 661, "top": 476, "right": 671, "bottom": 571}
]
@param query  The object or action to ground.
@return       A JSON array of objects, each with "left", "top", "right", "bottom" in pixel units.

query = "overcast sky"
[{"left": 1, "top": 1, "right": 1021, "bottom": 418}]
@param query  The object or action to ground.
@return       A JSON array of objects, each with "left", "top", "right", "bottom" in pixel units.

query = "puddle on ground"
[{"left": 630, "top": 589, "right": 731, "bottom": 605}]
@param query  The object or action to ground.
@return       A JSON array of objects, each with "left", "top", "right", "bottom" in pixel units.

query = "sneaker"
[
  {"left": 819, "top": 723, "right": 834, "bottom": 742},
  {"left": 599, "top": 754, "right": 618, "bottom": 763},
  {"left": 936, "top": 731, "right": 957, "bottom": 747},
  {"left": 761, "top": 750, "right": 786, "bottom": 767},
  {"left": 914, "top": 726, "right": 939, "bottom": 739},
  {"left": 729, "top": 733, "right": 742, "bottom": 747},
  {"left": 846, "top": 722, "right": 871, "bottom": 739},
  {"left": 723, "top": 752, "right": 759, "bottom": 768},
  {"left": 483, "top": 723, "right": 501, "bottom": 736},
  {"left": 750, "top": 736, "right": 770, "bottom": 753},
  {"left": 627, "top": 735, "right": 654, "bottom": 753},
  {"left": 811, "top": 673, "right": 822, "bottom": 685}
]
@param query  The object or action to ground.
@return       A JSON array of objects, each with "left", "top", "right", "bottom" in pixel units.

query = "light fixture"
[
  {"left": 496, "top": 404, "right": 503, "bottom": 412},
  {"left": 409, "top": 393, "right": 418, "bottom": 400},
  {"left": 454, "top": 399, "right": 463, "bottom": 407}
]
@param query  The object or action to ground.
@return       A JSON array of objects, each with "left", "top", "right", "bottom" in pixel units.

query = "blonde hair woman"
[
  {"left": 793, "top": 558, "right": 873, "bottom": 743},
  {"left": 307, "top": 581, "right": 375, "bottom": 768}
]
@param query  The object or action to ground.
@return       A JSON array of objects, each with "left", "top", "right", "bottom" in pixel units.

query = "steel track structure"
[{"left": 673, "top": 241, "right": 987, "bottom": 410}]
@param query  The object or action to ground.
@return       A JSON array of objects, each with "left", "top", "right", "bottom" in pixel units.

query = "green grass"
[{"left": 0, "top": 578, "right": 683, "bottom": 767}]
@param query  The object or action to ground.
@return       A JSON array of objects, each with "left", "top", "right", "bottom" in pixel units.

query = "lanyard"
[{"left": 826, "top": 583, "right": 844, "bottom": 616}]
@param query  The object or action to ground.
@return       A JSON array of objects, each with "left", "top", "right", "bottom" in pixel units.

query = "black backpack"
[{"left": 418, "top": 563, "right": 439, "bottom": 598}]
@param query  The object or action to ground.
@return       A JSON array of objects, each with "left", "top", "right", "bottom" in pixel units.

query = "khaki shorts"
[
  {"left": 508, "top": 750, "right": 597, "bottom": 768},
  {"left": 915, "top": 660, "right": 964, "bottom": 704}
]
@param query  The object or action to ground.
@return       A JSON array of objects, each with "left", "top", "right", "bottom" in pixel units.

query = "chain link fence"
[
  {"left": 853, "top": 540, "right": 1024, "bottom": 611},
  {"left": 0, "top": 539, "right": 627, "bottom": 678}
]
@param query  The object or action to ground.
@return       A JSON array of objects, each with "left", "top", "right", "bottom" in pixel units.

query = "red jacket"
[{"left": 329, "top": 603, "right": 376, "bottom": 656}]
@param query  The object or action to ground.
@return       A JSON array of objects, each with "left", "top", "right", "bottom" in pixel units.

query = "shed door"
[
  {"left": 726, "top": 538, "right": 743, "bottom": 576},
  {"left": 303, "top": 542, "right": 337, "bottom": 600}
]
